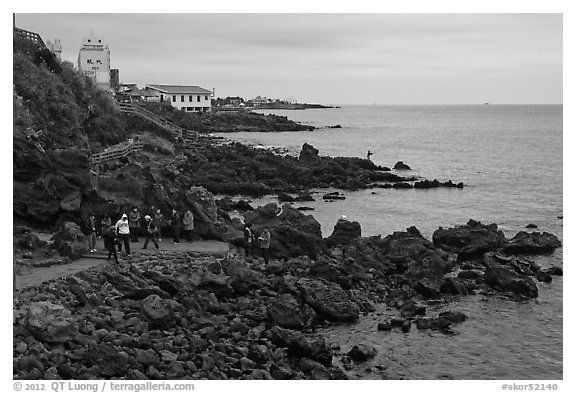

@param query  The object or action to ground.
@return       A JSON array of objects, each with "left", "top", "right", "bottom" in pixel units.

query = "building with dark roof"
[{"left": 144, "top": 84, "right": 213, "bottom": 112}]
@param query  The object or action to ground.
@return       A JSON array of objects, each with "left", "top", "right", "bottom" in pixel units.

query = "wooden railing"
[
  {"left": 118, "top": 103, "right": 198, "bottom": 143},
  {"left": 90, "top": 139, "right": 144, "bottom": 164},
  {"left": 14, "top": 27, "right": 46, "bottom": 48}
]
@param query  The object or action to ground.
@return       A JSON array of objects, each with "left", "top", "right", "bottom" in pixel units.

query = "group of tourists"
[
  {"left": 85, "top": 206, "right": 197, "bottom": 264},
  {"left": 242, "top": 223, "right": 272, "bottom": 264}
]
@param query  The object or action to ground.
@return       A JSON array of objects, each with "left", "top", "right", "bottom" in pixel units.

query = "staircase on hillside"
[
  {"left": 90, "top": 138, "right": 144, "bottom": 165},
  {"left": 118, "top": 103, "right": 198, "bottom": 144}
]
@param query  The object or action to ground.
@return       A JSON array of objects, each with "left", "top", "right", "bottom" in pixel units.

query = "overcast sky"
[{"left": 14, "top": 13, "right": 562, "bottom": 105}]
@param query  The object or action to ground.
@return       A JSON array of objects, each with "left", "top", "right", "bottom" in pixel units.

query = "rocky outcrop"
[
  {"left": 27, "top": 301, "right": 79, "bottom": 343},
  {"left": 270, "top": 326, "right": 333, "bottom": 366},
  {"left": 503, "top": 231, "right": 562, "bottom": 255},
  {"left": 245, "top": 203, "right": 326, "bottom": 259},
  {"left": 299, "top": 143, "right": 320, "bottom": 163},
  {"left": 393, "top": 161, "right": 411, "bottom": 170},
  {"left": 294, "top": 278, "right": 360, "bottom": 322},
  {"left": 325, "top": 218, "right": 361, "bottom": 247},
  {"left": 52, "top": 221, "right": 87, "bottom": 260},
  {"left": 432, "top": 220, "right": 507, "bottom": 259},
  {"left": 483, "top": 253, "right": 539, "bottom": 298},
  {"left": 267, "top": 294, "right": 317, "bottom": 330}
]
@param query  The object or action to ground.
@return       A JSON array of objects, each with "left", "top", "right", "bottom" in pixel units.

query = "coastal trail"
[{"left": 14, "top": 237, "right": 229, "bottom": 291}]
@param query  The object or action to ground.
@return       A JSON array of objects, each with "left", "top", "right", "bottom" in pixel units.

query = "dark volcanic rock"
[
  {"left": 432, "top": 220, "right": 507, "bottom": 259},
  {"left": 503, "top": 231, "right": 562, "bottom": 255},
  {"left": 325, "top": 218, "right": 361, "bottom": 248},
  {"left": 323, "top": 191, "right": 346, "bottom": 200},
  {"left": 141, "top": 295, "right": 175, "bottom": 328},
  {"left": 52, "top": 221, "right": 87, "bottom": 260},
  {"left": 27, "top": 301, "right": 79, "bottom": 343},
  {"left": 85, "top": 343, "right": 128, "bottom": 377},
  {"left": 270, "top": 326, "right": 333, "bottom": 365},
  {"left": 245, "top": 203, "right": 326, "bottom": 260},
  {"left": 393, "top": 161, "right": 411, "bottom": 170},
  {"left": 438, "top": 311, "right": 467, "bottom": 323},
  {"left": 347, "top": 344, "right": 377, "bottom": 361},
  {"left": 295, "top": 278, "right": 360, "bottom": 322},
  {"left": 483, "top": 253, "right": 539, "bottom": 298},
  {"left": 267, "top": 293, "right": 316, "bottom": 330},
  {"left": 299, "top": 143, "right": 320, "bottom": 163}
]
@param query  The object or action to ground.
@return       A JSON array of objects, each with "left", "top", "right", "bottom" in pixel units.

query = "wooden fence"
[
  {"left": 90, "top": 139, "right": 144, "bottom": 165},
  {"left": 14, "top": 27, "right": 46, "bottom": 48},
  {"left": 118, "top": 103, "right": 198, "bottom": 143}
]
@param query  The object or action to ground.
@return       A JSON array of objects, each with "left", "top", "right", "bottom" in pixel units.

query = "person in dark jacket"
[
  {"left": 243, "top": 223, "right": 253, "bottom": 258},
  {"left": 102, "top": 224, "right": 118, "bottom": 264},
  {"left": 142, "top": 215, "right": 160, "bottom": 250},
  {"left": 170, "top": 209, "right": 181, "bottom": 244},
  {"left": 258, "top": 227, "right": 271, "bottom": 264},
  {"left": 128, "top": 207, "right": 141, "bottom": 243},
  {"left": 86, "top": 214, "right": 97, "bottom": 253},
  {"left": 154, "top": 209, "right": 164, "bottom": 242}
]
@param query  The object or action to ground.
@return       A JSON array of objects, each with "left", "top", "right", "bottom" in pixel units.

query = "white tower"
[{"left": 78, "top": 34, "right": 111, "bottom": 91}]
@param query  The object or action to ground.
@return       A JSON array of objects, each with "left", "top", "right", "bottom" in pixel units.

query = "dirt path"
[{"left": 15, "top": 237, "right": 229, "bottom": 291}]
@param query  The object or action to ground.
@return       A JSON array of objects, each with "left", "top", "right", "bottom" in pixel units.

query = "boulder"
[
  {"left": 432, "top": 220, "right": 507, "bottom": 259},
  {"left": 503, "top": 231, "right": 562, "bottom": 255},
  {"left": 483, "top": 254, "right": 539, "bottom": 298},
  {"left": 245, "top": 203, "right": 327, "bottom": 259},
  {"left": 222, "top": 258, "right": 267, "bottom": 295},
  {"left": 299, "top": 143, "right": 320, "bottom": 163},
  {"left": 185, "top": 186, "right": 219, "bottom": 237},
  {"left": 59, "top": 189, "right": 82, "bottom": 212},
  {"left": 141, "top": 294, "right": 175, "bottom": 328},
  {"left": 393, "top": 161, "right": 411, "bottom": 170},
  {"left": 438, "top": 311, "right": 467, "bottom": 323},
  {"left": 85, "top": 343, "right": 128, "bottom": 377},
  {"left": 52, "top": 221, "right": 87, "bottom": 260},
  {"left": 295, "top": 278, "right": 360, "bottom": 322},
  {"left": 270, "top": 326, "right": 333, "bottom": 365},
  {"left": 347, "top": 344, "right": 377, "bottom": 361},
  {"left": 268, "top": 293, "right": 316, "bottom": 330},
  {"left": 325, "top": 218, "right": 361, "bottom": 247},
  {"left": 27, "top": 301, "right": 78, "bottom": 343}
]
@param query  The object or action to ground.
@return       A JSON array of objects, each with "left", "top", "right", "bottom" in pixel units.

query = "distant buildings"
[
  {"left": 45, "top": 39, "right": 62, "bottom": 60},
  {"left": 77, "top": 34, "right": 111, "bottom": 91},
  {"left": 144, "top": 85, "right": 213, "bottom": 112},
  {"left": 252, "top": 95, "right": 269, "bottom": 107}
]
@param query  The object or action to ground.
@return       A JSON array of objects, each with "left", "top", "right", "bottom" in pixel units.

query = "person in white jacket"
[{"left": 115, "top": 213, "right": 131, "bottom": 255}]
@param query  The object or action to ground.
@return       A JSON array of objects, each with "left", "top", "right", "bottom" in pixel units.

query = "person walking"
[
  {"left": 142, "top": 215, "right": 160, "bottom": 250},
  {"left": 128, "top": 207, "right": 141, "bottom": 243},
  {"left": 115, "top": 214, "right": 131, "bottom": 255},
  {"left": 243, "top": 223, "right": 254, "bottom": 258},
  {"left": 86, "top": 214, "right": 97, "bottom": 252},
  {"left": 182, "top": 209, "right": 194, "bottom": 242},
  {"left": 170, "top": 209, "right": 181, "bottom": 244},
  {"left": 258, "top": 227, "right": 271, "bottom": 264},
  {"left": 100, "top": 215, "right": 112, "bottom": 251},
  {"left": 154, "top": 209, "right": 164, "bottom": 242},
  {"left": 102, "top": 224, "right": 119, "bottom": 264}
]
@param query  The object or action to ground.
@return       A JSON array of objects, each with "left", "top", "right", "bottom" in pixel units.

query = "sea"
[{"left": 218, "top": 105, "right": 563, "bottom": 380}]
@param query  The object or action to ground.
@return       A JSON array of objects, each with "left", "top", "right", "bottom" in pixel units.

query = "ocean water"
[{"left": 218, "top": 105, "right": 563, "bottom": 379}]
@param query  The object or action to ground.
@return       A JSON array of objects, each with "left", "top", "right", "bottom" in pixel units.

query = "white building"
[
  {"left": 77, "top": 34, "right": 111, "bottom": 91},
  {"left": 144, "top": 85, "right": 213, "bottom": 112},
  {"left": 252, "top": 95, "right": 269, "bottom": 106}
]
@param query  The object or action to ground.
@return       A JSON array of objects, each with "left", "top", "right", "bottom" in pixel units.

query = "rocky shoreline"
[{"left": 13, "top": 207, "right": 562, "bottom": 380}]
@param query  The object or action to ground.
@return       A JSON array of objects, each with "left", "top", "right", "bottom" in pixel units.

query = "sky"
[{"left": 13, "top": 13, "right": 562, "bottom": 105}]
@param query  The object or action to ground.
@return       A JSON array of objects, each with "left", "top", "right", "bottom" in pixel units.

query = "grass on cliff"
[{"left": 13, "top": 36, "right": 128, "bottom": 151}]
